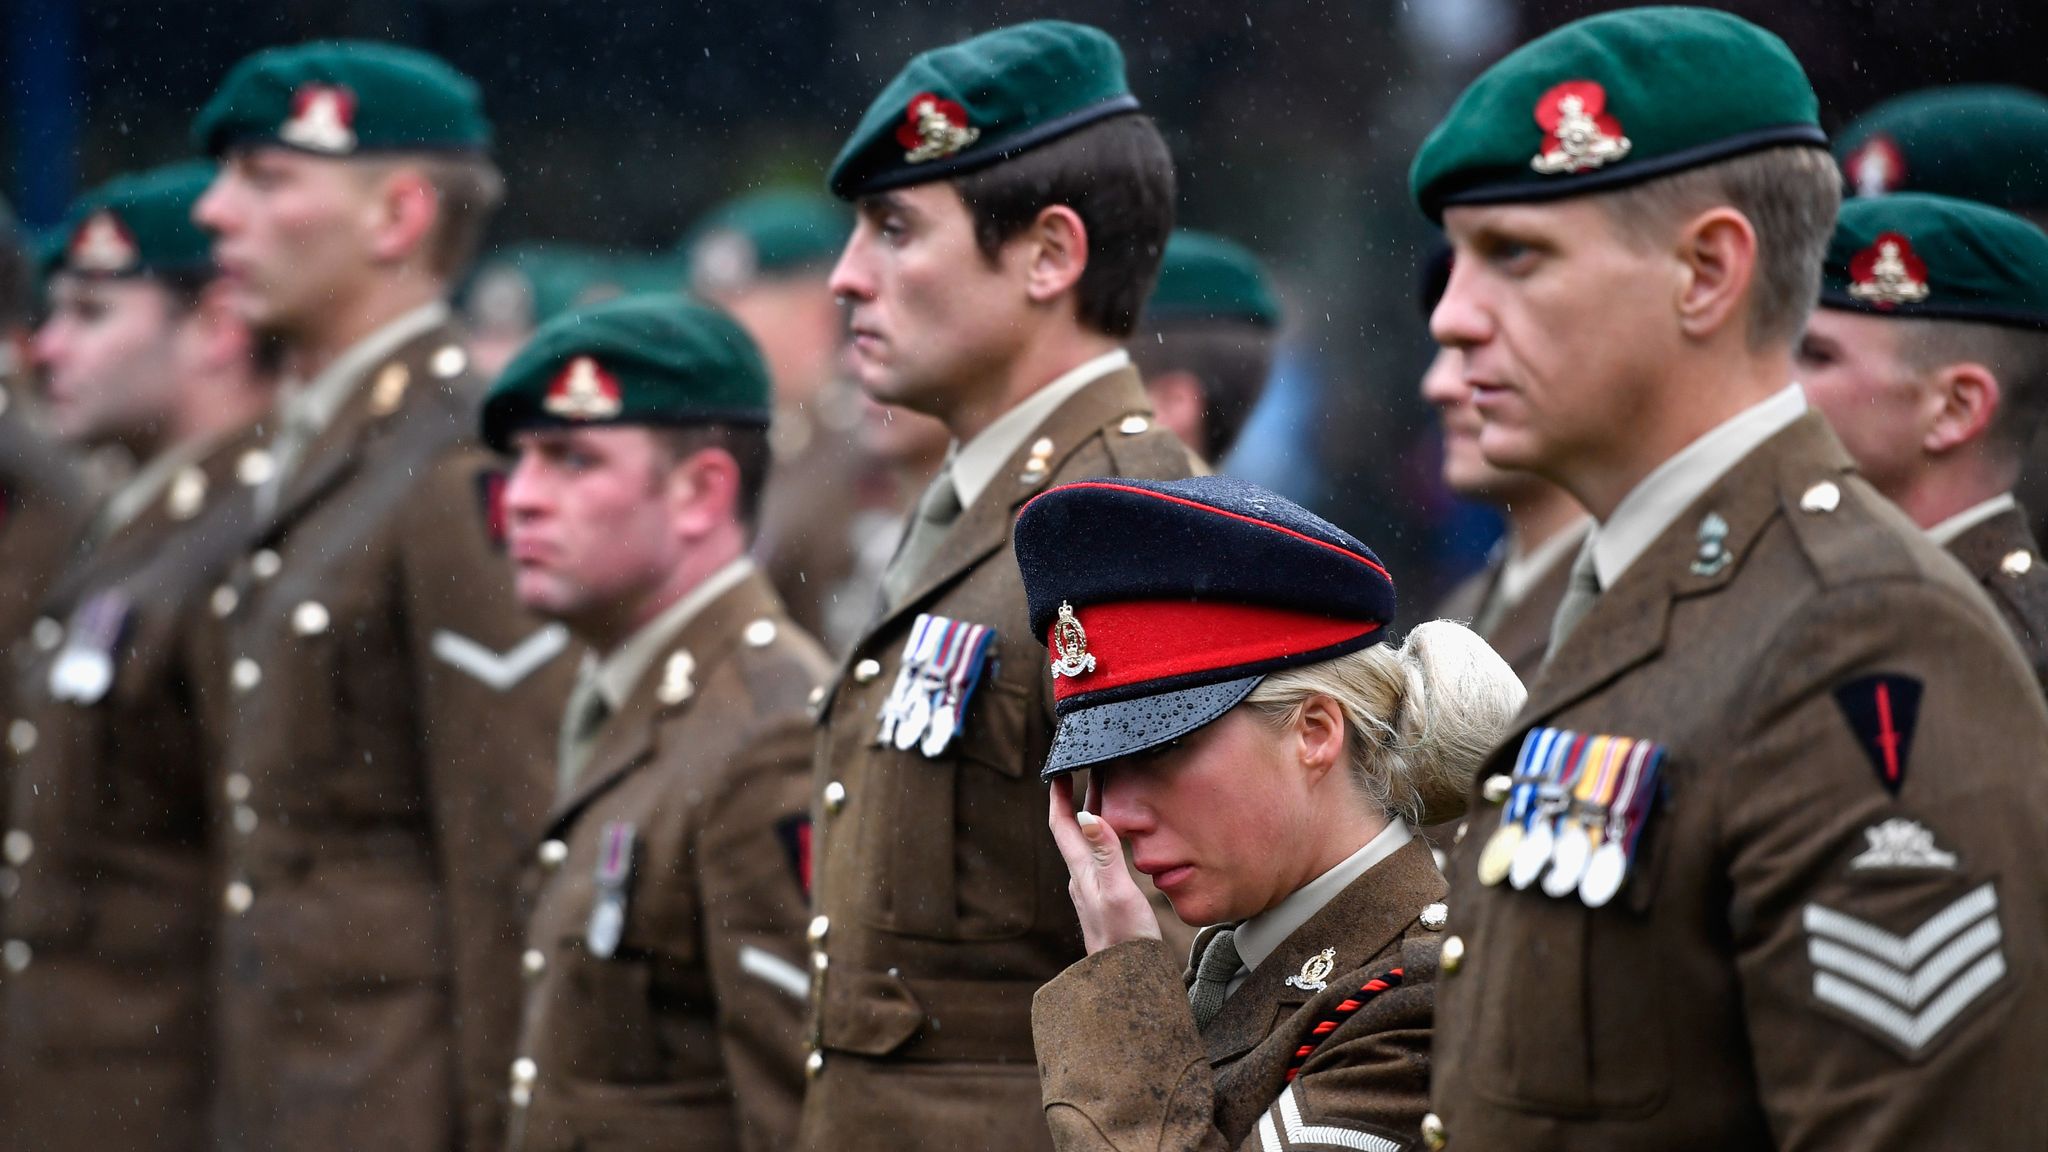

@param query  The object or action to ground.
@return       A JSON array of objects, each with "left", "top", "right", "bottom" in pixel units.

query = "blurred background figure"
[
  {"left": 1418, "top": 246, "right": 1587, "bottom": 681},
  {"left": 461, "top": 242, "right": 675, "bottom": 382},
  {"left": 1127, "top": 228, "right": 1282, "bottom": 466},
  {"left": 2, "top": 159, "right": 275, "bottom": 1152},
  {"left": 1798, "top": 192, "right": 2048, "bottom": 695}
]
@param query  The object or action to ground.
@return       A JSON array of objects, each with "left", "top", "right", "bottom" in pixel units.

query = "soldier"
[
  {"left": 1018, "top": 476, "right": 1523, "bottom": 1151},
  {"left": 463, "top": 244, "right": 670, "bottom": 383},
  {"left": 1414, "top": 8, "right": 2048, "bottom": 1149},
  {"left": 682, "top": 188, "right": 878, "bottom": 645},
  {"left": 1421, "top": 247, "right": 1589, "bottom": 680},
  {"left": 1832, "top": 87, "right": 2048, "bottom": 576},
  {"left": 480, "top": 295, "right": 828, "bottom": 1151},
  {"left": 800, "top": 20, "right": 1196, "bottom": 1151},
  {"left": 1127, "top": 229, "right": 1282, "bottom": 466},
  {"left": 188, "top": 42, "right": 576, "bottom": 1150},
  {"left": 0, "top": 161, "right": 275, "bottom": 1152},
  {"left": 1797, "top": 193, "right": 2048, "bottom": 695}
]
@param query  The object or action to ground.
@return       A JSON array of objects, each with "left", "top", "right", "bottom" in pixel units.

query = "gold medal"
[{"left": 1476, "top": 820, "right": 1522, "bottom": 887}]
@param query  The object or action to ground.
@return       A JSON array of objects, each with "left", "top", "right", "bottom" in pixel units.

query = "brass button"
[
  {"left": 2003, "top": 550, "right": 2035, "bottom": 577},
  {"left": 211, "top": 585, "right": 240, "bottom": 618},
  {"left": 224, "top": 881, "right": 254, "bottom": 915},
  {"left": 804, "top": 1049, "right": 825, "bottom": 1079},
  {"left": 1481, "top": 774, "right": 1511, "bottom": 805},
  {"left": 1441, "top": 934, "right": 1465, "bottom": 975},
  {"left": 538, "top": 839, "right": 569, "bottom": 869},
  {"left": 807, "top": 685, "right": 826, "bottom": 708},
  {"left": 292, "top": 601, "right": 331, "bottom": 636},
  {"left": 1118, "top": 415, "right": 1150, "bottom": 436},
  {"left": 522, "top": 948, "right": 546, "bottom": 979},
  {"left": 807, "top": 915, "right": 829, "bottom": 946},
  {"left": 744, "top": 618, "right": 778, "bottom": 648},
  {"left": 1800, "top": 481, "right": 1841, "bottom": 514},
  {"left": 1029, "top": 437, "right": 1055, "bottom": 460},
  {"left": 30, "top": 617, "right": 63, "bottom": 652},
  {"left": 1420, "top": 902, "right": 1448, "bottom": 930},
  {"left": 2, "top": 939, "right": 30, "bottom": 973},
  {"left": 1421, "top": 1111, "right": 1447, "bottom": 1150},
  {"left": 811, "top": 950, "right": 829, "bottom": 973},
  {"left": 431, "top": 345, "right": 469, "bottom": 379},
  {"left": 233, "top": 805, "right": 259, "bottom": 835},
  {"left": 2, "top": 831, "right": 31, "bottom": 866},
  {"left": 510, "top": 1056, "right": 538, "bottom": 1086},
  {"left": 231, "top": 658, "right": 262, "bottom": 693},
  {"left": 225, "top": 773, "right": 252, "bottom": 803},
  {"left": 823, "top": 781, "right": 847, "bottom": 814},
  {"left": 250, "top": 549, "right": 282, "bottom": 580},
  {"left": 852, "top": 659, "right": 881, "bottom": 684},
  {"left": 509, "top": 1083, "right": 532, "bottom": 1109},
  {"left": 7, "top": 720, "right": 36, "bottom": 755},
  {"left": 236, "top": 449, "right": 275, "bottom": 487}
]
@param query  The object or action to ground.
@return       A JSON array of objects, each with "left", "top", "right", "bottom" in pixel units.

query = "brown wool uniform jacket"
[
  {"left": 1433, "top": 538, "right": 1574, "bottom": 685},
  {"left": 509, "top": 571, "right": 828, "bottom": 1152},
  {"left": 1432, "top": 413, "right": 2048, "bottom": 1151},
  {"left": 798, "top": 368, "right": 1197, "bottom": 1151},
  {"left": 197, "top": 324, "right": 576, "bottom": 1152},
  {"left": 1033, "top": 837, "right": 1446, "bottom": 1152},
  {"left": 755, "top": 400, "right": 888, "bottom": 653},
  {"left": 0, "top": 384, "right": 90, "bottom": 722},
  {"left": 1942, "top": 502, "right": 2048, "bottom": 699},
  {"left": 0, "top": 425, "right": 262, "bottom": 1152}
]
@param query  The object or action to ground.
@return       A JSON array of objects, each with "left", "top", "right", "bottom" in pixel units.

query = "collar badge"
[{"left": 1284, "top": 947, "right": 1337, "bottom": 993}]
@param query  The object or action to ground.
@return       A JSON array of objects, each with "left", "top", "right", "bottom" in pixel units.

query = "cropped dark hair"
[
  {"left": 653, "top": 423, "right": 772, "bottom": 534},
  {"left": 952, "top": 114, "right": 1176, "bottom": 338}
]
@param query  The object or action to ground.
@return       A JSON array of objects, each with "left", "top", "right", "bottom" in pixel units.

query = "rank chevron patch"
[
  {"left": 431, "top": 625, "right": 570, "bottom": 691},
  {"left": 1803, "top": 882, "right": 2007, "bottom": 1059},
  {"left": 1257, "top": 1084, "right": 1404, "bottom": 1152}
]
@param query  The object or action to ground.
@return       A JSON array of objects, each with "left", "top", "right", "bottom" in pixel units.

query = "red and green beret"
[
  {"left": 1835, "top": 86, "right": 2048, "bottom": 213},
  {"left": 46, "top": 161, "right": 217, "bottom": 278},
  {"left": 1820, "top": 192, "right": 2048, "bottom": 331},
  {"left": 194, "top": 40, "right": 491, "bottom": 158}
]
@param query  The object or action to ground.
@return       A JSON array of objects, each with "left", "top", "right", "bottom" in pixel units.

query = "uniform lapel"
[
  {"left": 1201, "top": 837, "right": 1445, "bottom": 1066},
  {"left": 546, "top": 573, "right": 779, "bottom": 829}
]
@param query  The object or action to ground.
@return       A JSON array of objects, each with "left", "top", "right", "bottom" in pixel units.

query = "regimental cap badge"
[
  {"left": 279, "top": 83, "right": 359, "bottom": 154},
  {"left": 543, "top": 355, "right": 624, "bottom": 420},
  {"left": 1845, "top": 133, "right": 1906, "bottom": 198},
  {"left": 1849, "top": 231, "right": 1932, "bottom": 308},
  {"left": 1049, "top": 600, "right": 1097, "bottom": 679},
  {"left": 897, "top": 92, "right": 980, "bottom": 164},
  {"left": 1284, "top": 947, "right": 1337, "bottom": 994},
  {"left": 1531, "top": 80, "right": 1632, "bottom": 175},
  {"left": 68, "top": 210, "right": 139, "bottom": 274}
]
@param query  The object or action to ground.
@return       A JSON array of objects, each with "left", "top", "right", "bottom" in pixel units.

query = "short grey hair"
[{"left": 1896, "top": 319, "right": 2048, "bottom": 458}]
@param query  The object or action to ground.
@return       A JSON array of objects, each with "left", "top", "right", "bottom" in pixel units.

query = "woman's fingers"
[{"left": 1047, "top": 779, "right": 1095, "bottom": 875}]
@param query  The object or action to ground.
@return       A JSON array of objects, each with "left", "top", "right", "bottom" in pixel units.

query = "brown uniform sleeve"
[
  {"left": 1034, "top": 940, "right": 1428, "bottom": 1152},
  {"left": 696, "top": 710, "right": 816, "bottom": 1152},
  {"left": 1721, "top": 578, "right": 2048, "bottom": 1150},
  {"left": 398, "top": 446, "right": 575, "bottom": 1152}
]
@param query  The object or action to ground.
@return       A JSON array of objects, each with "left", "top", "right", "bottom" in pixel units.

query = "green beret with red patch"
[
  {"left": 193, "top": 40, "right": 491, "bottom": 158},
  {"left": 1145, "top": 230, "right": 1283, "bottom": 329},
  {"left": 481, "top": 294, "right": 771, "bottom": 453},
  {"left": 1819, "top": 192, "right": 2048, "bottom": 331},
  {"left": 45, "top": 161, "right": 217, "bottom": 278},
  {"left": 1409, "top": 6, "right": 1826, "bottom": 222},
  {"left": 1835, "top": 86, "right": 2048, "bottom": 213},
  {"left": 827, "top": 20, "right": 1140, "bottom": 199}
]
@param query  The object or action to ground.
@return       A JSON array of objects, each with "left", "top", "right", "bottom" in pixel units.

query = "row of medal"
[
  {"left": 1476, "top": 726, "right": 1666, "bottom": 908},
  {"left": 874, "top": 613, "right": 996, "bottom": 759}
]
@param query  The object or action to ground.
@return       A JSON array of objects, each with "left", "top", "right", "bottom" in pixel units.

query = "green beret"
[
  {"left": 193, "top": 41, "right": 490, "bottom": 158},
  {"left": 1145, "top": 230, "right": 1282, "bottom": 328},
  {"left": 827, "top": 20, "right": 1140, "bottom": 199},
  {"left": 463, "top": 245, "right": 678, "bottom": 333},
  {"left": 481, "top": 295, "right": 771, "bottom": 452},
  {"left": 1410, "top": 7, "right": 1826, "bottom": 222},
  {"left": 1835, "top": 86, "right": 2048, "bottom": 213},
  {"left": 682, "top": 188, "right": 849, "bottom": 294},
  {"left": 1818, "top": 192, "right": 2048, "bottom": 332},
  {"left": 46, "top": 161, "right": 217, "bottom": 278}
]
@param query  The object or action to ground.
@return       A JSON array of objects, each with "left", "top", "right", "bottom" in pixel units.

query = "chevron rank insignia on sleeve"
[
  {"left": 431, "top": 625, "right": 570, "bottom": 690},
  {"left": 1256, "top": 1084, "right": 1405, "bottom": 1152},
  {"left": 1803, "top": 882, "right": 2007, "bottom": 1060}
]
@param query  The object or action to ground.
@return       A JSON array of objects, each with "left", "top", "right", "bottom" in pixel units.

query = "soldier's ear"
[
  {"left": 1021, "top": 204, "right": 1089, "bottom": 306},
  {"left": 1923, "top": 361, "right": 2001, "bottom": 457},
  {"left": 665, "top": 443, "right": 743, "bottom": 540},
  {"left": 364, "top": 164, "right": 440, "bottom": 269},
  {"left": 1672, "top": 206, "right": 1758, "bottom": 344}
]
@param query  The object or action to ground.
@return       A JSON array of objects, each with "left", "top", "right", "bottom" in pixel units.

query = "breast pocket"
[{"left": 858, "top": 670, "right": 1040, "bottom": 942}]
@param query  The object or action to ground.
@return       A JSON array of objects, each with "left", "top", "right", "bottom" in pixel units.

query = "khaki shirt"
[{"left": 1432, "top": 413, "right": 2048, "bottom": 1150}]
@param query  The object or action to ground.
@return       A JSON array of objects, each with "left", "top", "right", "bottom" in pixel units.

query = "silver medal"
[
  {"left": 1543, "top": 823, "right": 1593, "bottom": 897},
  {"left": 1509, "top": 818, "right": 1554, "bottom": 891},
  {"left": 586, "top": 897, "right": 624, "bottom": 959},
  {"left": 895, "top": 691, "right": 932, "bottom": 751},
  {"left": 921, "top": 703, "right": 958, "bottom": 757},
  {"left": 1578, "top": 840, "right": 1628, "bottom": 907},
  {"left": 50, "top": 649, "right": 114, "bottom": 704}
]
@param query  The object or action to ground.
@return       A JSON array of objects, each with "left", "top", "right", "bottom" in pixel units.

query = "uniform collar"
[
  {"left": 1926, "top": 492, "right": 2018, "bottom": 548},
  {"left": 1591, "top": 383, "right": 1806, "bottom": 589},
  {"left": 1229, "top": 818, "right": 1413, "bottom": 988},
  {"left": 278, "top": 300, "right": 449, "bottom": 440},
  {"left": 1497, "top": 515, "right": 1591, "bottom": 610},
  {"left": 586, "top": 557, "right": 755, "bottom": 711},
  {"left": 950, "top": 348, "right": 1130, "bottom": 510}
]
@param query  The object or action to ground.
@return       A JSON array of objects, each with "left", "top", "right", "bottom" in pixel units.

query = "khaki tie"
[
  {"left": 555, "top": 671, "right": 612, "bottom": 801},
  {"left": 881, "top": 462, "right": 962, "bottom": 609},
  {"left": 257, "top": 400, "right": 322, "bottom": 517},
  {"left": 1545, "top": 538, "right": 1603, "bottom": 662},
  {"left": 1187, "top": 927, "right": 1243, "bottom": 1030}
]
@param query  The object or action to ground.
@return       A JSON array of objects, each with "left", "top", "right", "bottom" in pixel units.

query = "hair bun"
[{"left": 1391, "top": 620, "right": 1526, "bottom": 824}]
